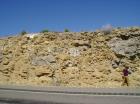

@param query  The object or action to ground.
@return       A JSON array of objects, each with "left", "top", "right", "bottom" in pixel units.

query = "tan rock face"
[{"left": 0, "top": 27, "right": 140, "bottom": 87}]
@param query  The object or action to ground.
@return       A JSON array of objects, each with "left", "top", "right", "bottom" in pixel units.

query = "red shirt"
[{"left": 123, "top": 68, "right": 129, "bottom": 76}]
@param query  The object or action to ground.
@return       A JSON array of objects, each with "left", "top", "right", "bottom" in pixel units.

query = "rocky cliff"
[{"left": 0, "top": 27, "right": 140, "bottom": 87}]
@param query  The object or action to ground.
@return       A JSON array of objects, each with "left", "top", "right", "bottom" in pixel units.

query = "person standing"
[{"left": 122, "top": 66, "right": 130, "bottom": 86}]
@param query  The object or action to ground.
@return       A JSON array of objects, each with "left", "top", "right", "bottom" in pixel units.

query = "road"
[{"left": 0, "top": 85, "right": 140, "bottom": 104}]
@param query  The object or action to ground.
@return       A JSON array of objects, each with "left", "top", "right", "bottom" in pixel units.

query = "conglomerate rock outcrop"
[{"left": 0, "top": 27, "right": 140, "bottom": 87}]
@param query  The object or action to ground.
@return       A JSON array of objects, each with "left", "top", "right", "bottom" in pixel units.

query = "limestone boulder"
[
  {"left": 31, "top": 54, "right": 56, "bottom": 66},
  {"left": 108, "top": 36, "right": 140, "bottom": 58}
]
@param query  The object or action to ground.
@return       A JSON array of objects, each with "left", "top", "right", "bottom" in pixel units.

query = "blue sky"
[{"left": 0, "top": 0, "right": 140, "bottom": 36}]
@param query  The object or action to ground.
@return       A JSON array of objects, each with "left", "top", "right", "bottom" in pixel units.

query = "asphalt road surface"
[{"left": 0, "top": 85, "right": 140, "bottom": 104}]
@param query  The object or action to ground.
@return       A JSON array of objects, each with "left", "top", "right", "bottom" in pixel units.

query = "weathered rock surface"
[
  {"left": 31, "top": 55, "right": 56, "bottom": 66},
  {"left": 0, "top": 27, "right": 140, "bottom": 87},
  {"left": 108, "top": 36, "right": 140, "bottom": 58}
]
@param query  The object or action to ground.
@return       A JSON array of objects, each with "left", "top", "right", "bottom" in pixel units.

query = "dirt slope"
[{"left": 0, "top": 27, "right": 140, "bottom": 87}]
